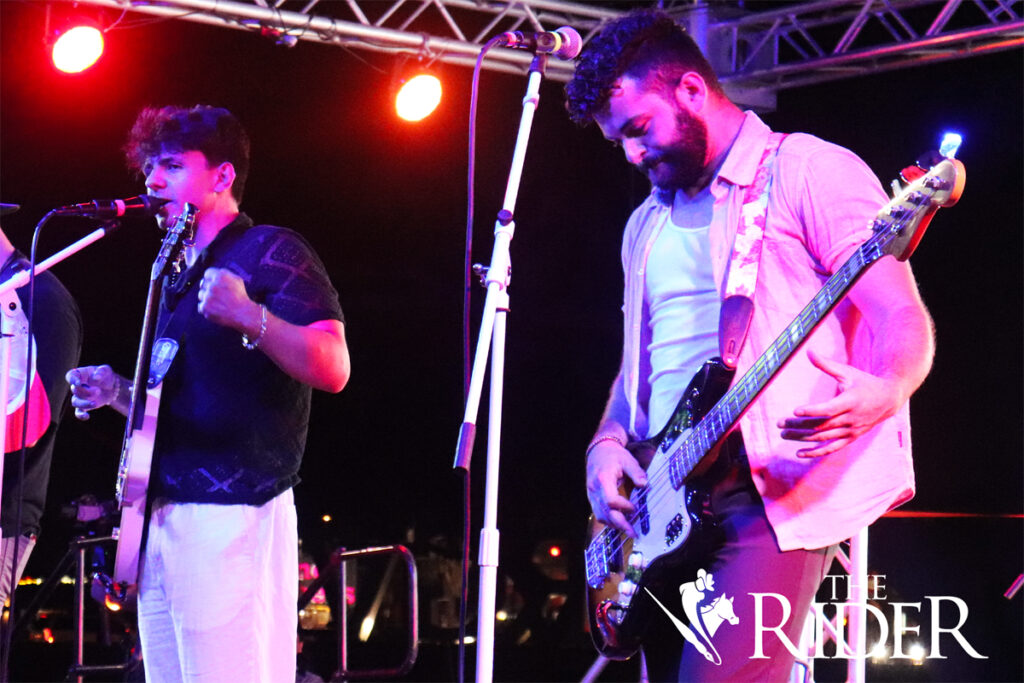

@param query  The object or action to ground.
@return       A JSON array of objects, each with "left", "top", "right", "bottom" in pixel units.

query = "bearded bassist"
[{"left": 566, "top": 11, "right": 937, "bottom": 681}]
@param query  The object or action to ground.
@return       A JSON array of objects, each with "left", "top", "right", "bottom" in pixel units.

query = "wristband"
[
  {"left": 242, "top": 304, "right": 268, "bottom": 350},
  {"left": 586, "top": 434, "right": 626, "bottom": 459}
]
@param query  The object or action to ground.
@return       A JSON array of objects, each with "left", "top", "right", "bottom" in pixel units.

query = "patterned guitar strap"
[{"left": 719, "top": 132, "right": 787, "bottom": 369}]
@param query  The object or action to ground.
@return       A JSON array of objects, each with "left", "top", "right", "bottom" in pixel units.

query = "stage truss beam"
[{"left": 58, "top": 0, "right": 1023, "bottom": 107}]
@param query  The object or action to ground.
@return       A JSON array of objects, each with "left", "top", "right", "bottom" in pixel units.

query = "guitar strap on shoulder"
[
  {"left": 149, "top": 222, "right": 252, "bottom": 384},
  {"left": 719, "top": 132, "right": 787, "bottom": 368}
]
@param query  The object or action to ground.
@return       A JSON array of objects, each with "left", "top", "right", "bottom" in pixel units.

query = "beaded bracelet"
[
  {"left": 242, "top": 304, "right": 268, "bottom": 350},
  {"left": 585, "top": 434, "right": 626, "bottom": 459}
]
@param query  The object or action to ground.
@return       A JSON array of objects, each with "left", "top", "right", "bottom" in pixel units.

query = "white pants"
[
  {"left": 137, "top": 489, "right": 298, "bottom": 683},
  {"left": 0, "top": 534, "right": 36, "bottom": 605}
]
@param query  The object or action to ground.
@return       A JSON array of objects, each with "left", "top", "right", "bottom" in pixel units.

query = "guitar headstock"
[
  {"left": 151, "top": 203, "right": 197, "bottom": 280},
  {"left": 874, "top": 152, "right": 966, "bottom": 262}
]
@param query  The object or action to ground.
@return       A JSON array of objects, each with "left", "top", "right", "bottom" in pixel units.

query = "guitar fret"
[{"left": 669, "top": 455, "right": 685, "bottom": 489}]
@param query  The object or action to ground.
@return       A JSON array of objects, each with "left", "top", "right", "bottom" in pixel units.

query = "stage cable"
[{"left": 458, "top": 34, "right": 507, "bottom": 683}]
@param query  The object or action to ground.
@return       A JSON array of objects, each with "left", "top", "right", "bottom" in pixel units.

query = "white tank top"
[{"left": 645, "top": 192, "right": 721, "bottom": 438}]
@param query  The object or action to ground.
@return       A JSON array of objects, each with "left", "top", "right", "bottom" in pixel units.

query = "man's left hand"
[
  {"left": 197, "top": 267, "right": 257, "bottom": 333},
  {"left": 777, "top": 349, "right": 907, "bottom": 458}
]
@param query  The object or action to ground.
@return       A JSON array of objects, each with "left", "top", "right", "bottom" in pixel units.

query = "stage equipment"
[
  {"left": 111, "top": 204, "right": 198, "bottom": 587},
  {"left": 498, "top": 27, "right": 582, "bottom": 60},
  {"left": 392, "top": 50, "right": 443, "bottom": 123},
  {"left": 395, "top": 72, "right": 442, "bottom": 122},
  {"left": 452, "top": 27, "right": 577, "bottom": 681},
  {"left": 12, "top": 533, "right": 134, "bottom": 683},
  {"left": 55, "top": 195, "right": 169, "bottom": 219},
  {"left": 297, "top": 545, "right": 418, "bottom": 681},
  {"left": 51, "top": 24, "right": 104, "bottom": 73}
]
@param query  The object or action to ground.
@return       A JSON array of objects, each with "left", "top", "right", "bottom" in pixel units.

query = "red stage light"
[{"left": 52, "top": 25, "right": 104, "bottom": 74}]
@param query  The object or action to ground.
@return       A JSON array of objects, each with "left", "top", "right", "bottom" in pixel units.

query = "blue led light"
[{"left": 939, "top": 132, "right": 963, "bottom": 159}]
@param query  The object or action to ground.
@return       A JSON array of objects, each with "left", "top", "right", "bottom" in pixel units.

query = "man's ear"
[
  {"left": 213, "top": 162, "right": 236, "bottom": 194},
  {"left": 673, "top": 72, "right": 708, "bottom": 113}
]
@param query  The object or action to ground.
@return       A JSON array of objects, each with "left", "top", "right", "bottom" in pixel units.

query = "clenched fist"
[{"left": 197, "top": 267, "right": 259, "bottom": 334}]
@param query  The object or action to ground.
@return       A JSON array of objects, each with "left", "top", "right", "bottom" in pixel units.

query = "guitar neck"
[{"left": 669, "top": 229, "right": 891, "bottom": 481}]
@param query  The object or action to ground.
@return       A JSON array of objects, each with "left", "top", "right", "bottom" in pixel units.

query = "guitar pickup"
[{"left": 585, "top": 543, "right": 609, "bottom": 589}]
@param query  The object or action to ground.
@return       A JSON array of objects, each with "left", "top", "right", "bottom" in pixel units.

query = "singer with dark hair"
[
  {"left": 0, "top": 220, "right": 82, "bottom": 607},
  {"left": 66, "top": 104, "right": 350, "bottom": 683},
  {"left": 567, "top": 10, "right": 933, "bottom": 681}
]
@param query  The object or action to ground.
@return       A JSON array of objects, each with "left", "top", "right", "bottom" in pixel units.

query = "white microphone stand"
[{"left": 453, "top": 53, "right": 550, "bottom": 683}]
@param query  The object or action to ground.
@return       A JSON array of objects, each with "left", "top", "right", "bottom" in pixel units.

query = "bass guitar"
[
  {"left": 585, "top": 154, "right": 966, "bottom": 659},
  {"left": 112, "top": 203, "right": 197, "bottom": 586}
]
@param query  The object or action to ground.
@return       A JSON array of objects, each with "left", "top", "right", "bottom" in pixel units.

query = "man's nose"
[
  {"left": 145, "top": 168, "right": 165, "bottom": 190},
  {"left": 623, "top": 138, "right": 646, "bottom": 166}
]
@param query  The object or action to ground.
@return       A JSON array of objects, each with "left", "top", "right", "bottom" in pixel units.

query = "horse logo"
[{"left": 644, "top": 568, "right": 739, "bottom": 665}]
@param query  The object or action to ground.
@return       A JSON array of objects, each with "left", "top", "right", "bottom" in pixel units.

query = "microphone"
[
  {"left": 499, "top": 26, "right": 583, "bottom": 60},
  {"left": 55, "top": 195, "right": 170, "bottom": 219}
]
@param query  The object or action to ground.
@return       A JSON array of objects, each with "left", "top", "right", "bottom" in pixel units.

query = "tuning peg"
[{"left": 890, "top": 178, "right": 904, "bottom": 198}]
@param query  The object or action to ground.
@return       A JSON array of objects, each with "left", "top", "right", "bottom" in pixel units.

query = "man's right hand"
[
  {"left": 65, "top": 365, "right": 128, "bottom": 419},
  {"left": 585, "top": 440, "right": 648, "bottom": 537}
]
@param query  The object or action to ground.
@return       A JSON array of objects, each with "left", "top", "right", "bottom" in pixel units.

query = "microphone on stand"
[
  {"left": 54, "top": 195, "right": 170, "bottom": 219},
  {"left": 499, "top": 26, "right": 583, "bottom": 60}
]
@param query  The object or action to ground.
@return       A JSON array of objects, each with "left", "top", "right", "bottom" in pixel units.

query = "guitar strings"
[{"left": 589, "top": 180, "right": 937, "bottom": 580}]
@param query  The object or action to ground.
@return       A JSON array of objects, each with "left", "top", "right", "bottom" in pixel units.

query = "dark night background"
[{"left": 1, "top": 1, "right": 1020, "bottom": 681}]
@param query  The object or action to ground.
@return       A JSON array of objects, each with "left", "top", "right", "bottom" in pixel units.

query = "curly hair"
[
  {"left": 565, "top": 9, "right": 722, "bottom": 126},
  {"left": 124, "top": 105, "right": 251, "bottom": 202}
]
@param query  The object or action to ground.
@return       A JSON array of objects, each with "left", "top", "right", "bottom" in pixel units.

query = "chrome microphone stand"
[{"left": 453, "top": 52, "right": 550, "bottom": 683}]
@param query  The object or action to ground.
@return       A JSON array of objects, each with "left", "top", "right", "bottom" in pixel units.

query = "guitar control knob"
[
  {"left": 620, "top": 579, "right": 637, "bottom": 598},
  {"left": 628, "top": 551, "right": 644, "bottom": 570}
]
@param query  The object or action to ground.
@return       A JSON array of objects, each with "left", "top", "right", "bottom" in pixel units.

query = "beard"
[{"left": 642, "top": 107, "right": 709, "bottom": 192}]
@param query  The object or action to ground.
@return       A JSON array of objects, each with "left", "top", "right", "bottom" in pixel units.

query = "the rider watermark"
[
  {"left": 752, "top": 573, "right": 987, "bottom": 661},
  {"left": 652, "top": 569, "right": 986, "bottom": 665}
]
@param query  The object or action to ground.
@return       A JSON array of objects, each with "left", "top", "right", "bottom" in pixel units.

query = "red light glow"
[{"left": 52, "top": 26, "right": 104, "bottom": 74}]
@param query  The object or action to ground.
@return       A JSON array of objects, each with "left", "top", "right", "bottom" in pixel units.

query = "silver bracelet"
[
  {"left": 242, "top": 304, "right": 268, "bottom": 350},
  {"left": 586, "top": 434, "right": 626, "bottom": 459}
]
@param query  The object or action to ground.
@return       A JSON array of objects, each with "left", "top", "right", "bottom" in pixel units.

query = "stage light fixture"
[
  {"left": 392, "top": 51, "right": 442, "bottom": 122},
  {"left": 395, "top": 71, "right": 442, "bottom": 122},
  {"left": 51, "top": 24, "right": 104, "bottom": 73}
]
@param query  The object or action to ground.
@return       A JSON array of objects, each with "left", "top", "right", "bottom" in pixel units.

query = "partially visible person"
[
  {"left": 0, "top": 206, "right": 83, "bottom": 605},
  {"left": 66, "top": 105, "right": 349, "bottom": 683},
  {"left": 566, "top": 10, "right": 933, "bottom": 681}
]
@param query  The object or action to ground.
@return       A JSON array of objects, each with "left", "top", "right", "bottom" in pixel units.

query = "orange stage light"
[{"left": 395, "top": 73, "right": 442, "bottom": 122}]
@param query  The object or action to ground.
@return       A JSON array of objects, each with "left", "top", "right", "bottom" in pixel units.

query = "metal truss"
[
  {"left": 60, "top": 0, "right": 1023, "bottom": 106},
  {"left": 691, "top": 0, "right": 1024, "bottom": 93},
  {"left": 60, "top": 0, "right": 627, "bottom": 81}
]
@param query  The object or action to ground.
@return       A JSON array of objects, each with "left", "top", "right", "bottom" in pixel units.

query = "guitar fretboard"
[{"left": 665, "top": 212, "right": 914, "bottom": 489}]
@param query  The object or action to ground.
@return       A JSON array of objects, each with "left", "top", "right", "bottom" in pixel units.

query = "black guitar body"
[{"left": 587, "top": 358, "right": 735, "bottom": 659}]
